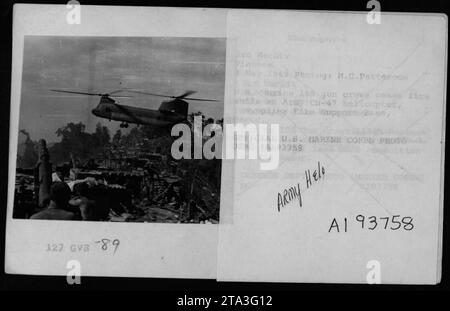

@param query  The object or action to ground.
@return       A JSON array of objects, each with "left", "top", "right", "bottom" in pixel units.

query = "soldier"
[{"left": 30, "top": 182, "right": 80, "bottom": 220}]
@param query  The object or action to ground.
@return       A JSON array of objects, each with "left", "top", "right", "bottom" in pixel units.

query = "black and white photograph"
[
  {"left": 14, "top": 35, "right": 225, "bottom": 223},
  {"left": 0, "top": 0, "right": 449, "bottom": 295}
]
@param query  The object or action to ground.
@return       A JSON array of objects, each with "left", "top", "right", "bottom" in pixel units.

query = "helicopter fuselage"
[{"left": 92, "top": 101, "right": 185, "bottom": 127}]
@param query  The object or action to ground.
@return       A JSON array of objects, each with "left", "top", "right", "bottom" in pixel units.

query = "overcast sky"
[{"left": 19, "top": 36, "right": 226, "bottom": 142}]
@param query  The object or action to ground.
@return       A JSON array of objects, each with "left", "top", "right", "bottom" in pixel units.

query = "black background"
[{"left": 0, "top": 0, "right": 449, "bottom": 295}]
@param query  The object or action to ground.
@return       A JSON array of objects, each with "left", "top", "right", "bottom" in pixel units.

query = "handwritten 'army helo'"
[{"left": 51, "top": 88, "right": 219, "bottom": 128}]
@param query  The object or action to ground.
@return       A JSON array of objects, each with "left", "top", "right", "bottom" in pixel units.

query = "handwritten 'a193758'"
[{"left": 277, "top": 161, "right": 325, "bottom": 212}]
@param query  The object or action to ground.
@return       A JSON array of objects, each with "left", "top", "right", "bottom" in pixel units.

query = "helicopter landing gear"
[{"left": 120, "top": 122, "right": 129, "bottom": 128}]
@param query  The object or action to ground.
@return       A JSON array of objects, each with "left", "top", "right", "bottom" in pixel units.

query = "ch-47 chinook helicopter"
[{"left": 51, "top": 88, "right": 219, "bottom": 128}]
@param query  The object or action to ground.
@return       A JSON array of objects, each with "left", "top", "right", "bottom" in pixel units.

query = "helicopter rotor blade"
[
  {"left": 51, "top": 89, "right": 133, "bottom": 98},
  {"left": 108, "top": 89, "right": 124, "bottom": 95},
  {"left": 176, "top": 90, "right": 196, "bottom": 99},
  {"left": 110, "top": 95, "right": 134, "bottom": 98},
  {"left": 126, "top": 90, "right": 175, "bottom": 98},
  {"left": 51, "top": 89, "right": 103, "bottom": 96},
  {"left": 108, "top": 88, "right": 134, "bottom": 95},
  {"left": 126, "top": 89, "right": 219, "bottom": 102},
  {"left": 181, "top": 97, "right": 220, "bottom": 102}
]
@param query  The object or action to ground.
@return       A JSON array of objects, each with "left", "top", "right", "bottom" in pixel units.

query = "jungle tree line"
[
  {"left": 17, "top": 122, "right": 112, "bottom": 167},
  {"left": 17, "top": 112, "right": 223, "bottom": 168}
]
